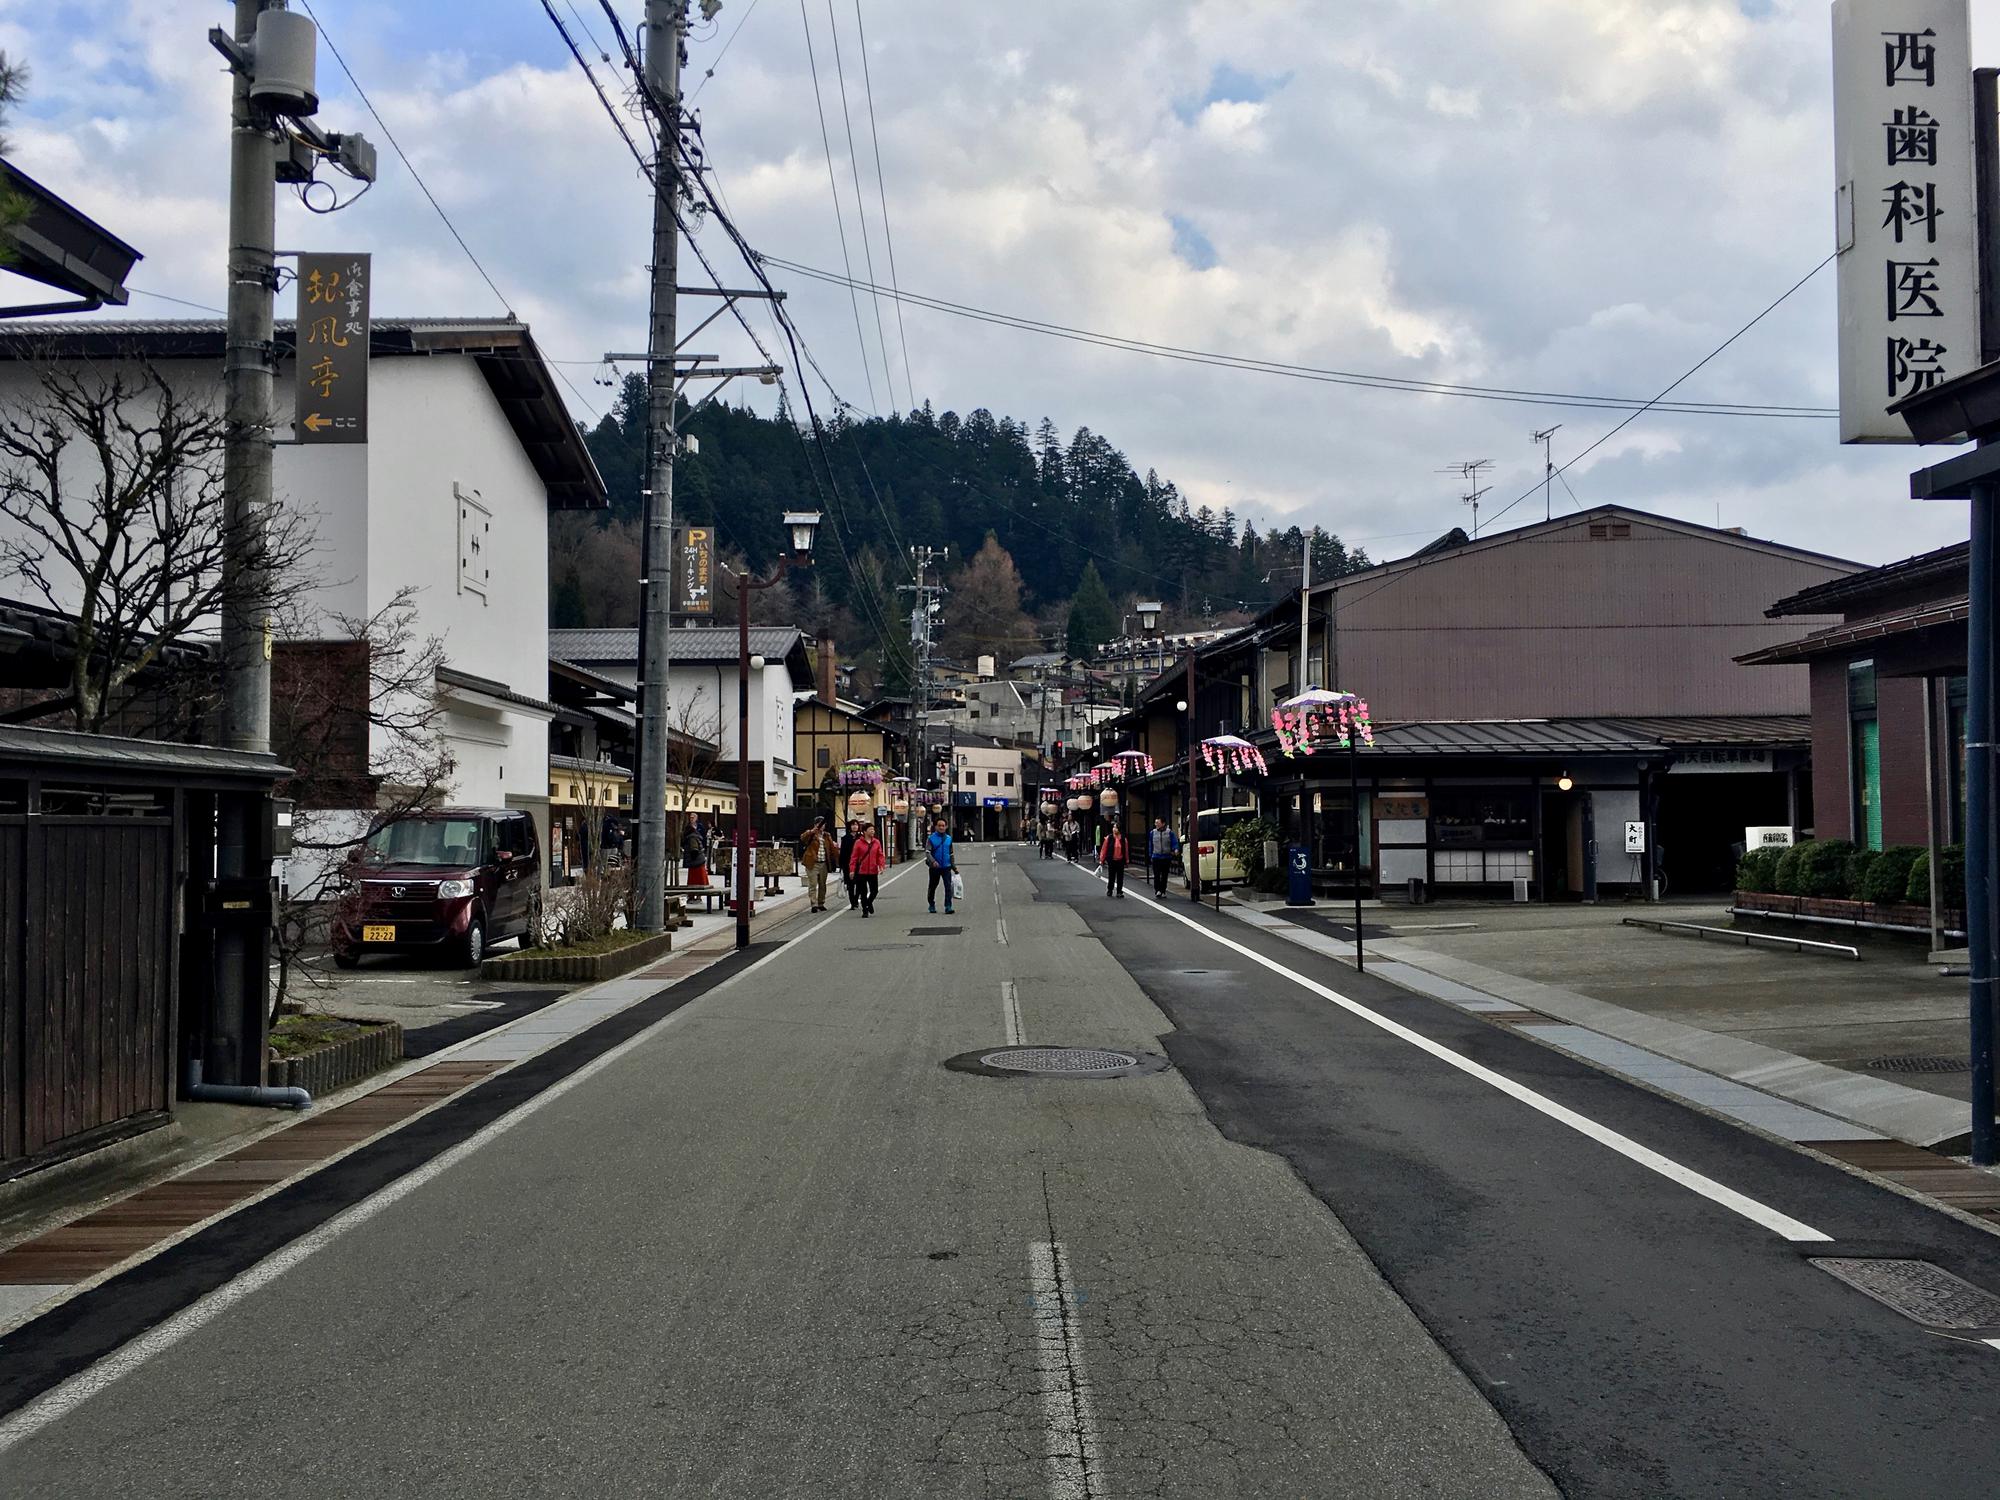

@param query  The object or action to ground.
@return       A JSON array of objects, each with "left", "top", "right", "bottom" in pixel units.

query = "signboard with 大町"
[
  {"left": 293, "top": 252, "right": 370, "bottom": 444},
  {"left": 1831, "top": 1, "right": 1978, "bottom": 443}
]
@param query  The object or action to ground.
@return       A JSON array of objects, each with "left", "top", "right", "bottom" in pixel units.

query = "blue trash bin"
[{"left": 1285, "top": 844, "right": 1315, "bottom": 907}]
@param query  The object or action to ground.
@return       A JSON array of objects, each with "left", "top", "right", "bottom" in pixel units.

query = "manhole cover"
[
  {"left": 942, "top": 1045, "right": 1170, "bottom": 1080},
  {"left": 1854, "top": 1054, "right": 1972, "bottom": 1074},
  {"left": 908, "top": 926, "right": 963, "bottom": 936},
  {"left": 1812, "top": 1258, "right": 2000, "bottom": 1332}
]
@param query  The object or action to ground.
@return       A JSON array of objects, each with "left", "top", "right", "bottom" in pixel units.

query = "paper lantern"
[
  {"left": 1076, "top": 794, "right": 1094, "bottom": 810},
  {"left": 1066, "top": 797, "right": 1081, "bottom": 811},
  {"left": 1099, "top": 788, "right": 1120, "bottom": 809},
  {"left": 845, "top": 791, "right": 872, "bottom": 817}
]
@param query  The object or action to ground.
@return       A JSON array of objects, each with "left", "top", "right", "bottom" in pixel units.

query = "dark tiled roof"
[
  {"left": 1737, "top": 602, "right": 1969, "bottom": 666},
  {"left": 1766, "top": 541, "right": 1968, "bottom": 618},
  {"left": 1356, "top": 715, "right": 1810, "bottom": 756},
  {"left": 0, "top": 723, "right": 286, "bottom": 782},
  {"left": 550, "top": 626, "right": 805, "bottom": 664}
]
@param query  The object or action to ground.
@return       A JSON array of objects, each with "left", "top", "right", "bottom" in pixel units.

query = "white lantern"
[
  {"left": 845, "top": 791, "right": 872, "bottom": 818},
  {"left": 1100, "top": 788, "right": 1120, "bottom": 810},
  {"left": 1076, "top": 794, "right": 1093, "bottom": 810},
  {"left": 1066, "top": 797, "right": 1081, "bottom": 812}
]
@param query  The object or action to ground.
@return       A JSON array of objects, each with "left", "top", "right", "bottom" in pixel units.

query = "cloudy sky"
[{"left": 3, "top": 0, "right": 1993, "bottom": 567}]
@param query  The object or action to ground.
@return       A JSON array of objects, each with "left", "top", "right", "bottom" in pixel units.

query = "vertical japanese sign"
[
  {"left": 294, "top": 252, "right": 371, "bottom": 443},
  {"left": 1832, "top": 1, "right": 1977, "bottom": 442},
  {"left": 678, "top": 526, "right": 713, "bottom": 615}
]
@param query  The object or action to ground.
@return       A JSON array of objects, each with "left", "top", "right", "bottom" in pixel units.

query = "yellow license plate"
[{"left": 361, "top": 924, "right": 396, "bottom": 943}]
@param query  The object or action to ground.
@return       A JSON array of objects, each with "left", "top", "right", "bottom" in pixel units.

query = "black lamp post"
[{"left": 733, "top": 510, "right": 820, "bottom": 950}]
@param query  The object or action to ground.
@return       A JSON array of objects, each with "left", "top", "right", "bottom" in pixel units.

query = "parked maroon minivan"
[{"left": 331, "top": 808, "right": 543, "bottom": 968}]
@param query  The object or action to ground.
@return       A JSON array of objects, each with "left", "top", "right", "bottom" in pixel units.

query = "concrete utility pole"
[
  {"left": 900, "top": 543, "right": 946, "bottom": 828},
  {"left": 220, "top": 0, "right": 281, "bottom": 756},
  {"left": 1298, "top": 528, "right": 1313, "bottom": 689},
  {"left": 632, "top": 0, "right": 686, "bottom": 934}
]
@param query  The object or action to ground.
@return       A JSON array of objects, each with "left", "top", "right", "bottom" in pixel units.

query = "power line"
[
  {"left": 688, "top": 0, "right": 763, "bottom": 100},
  {"left": 823, "top": 0, "right": 898, "bottom": 410},
  {"left": 1479, "top": 251, "right": 1838, "bottom": 531},
  {"left": 298, "top": 0, "right": 605, "bottom": 423},
  {"left": 796, "top": 0, "right": 879, "bottom": 412},
  {"left": 759, "top": 254, "right": 1838, "bottom": 420},
  {"left": 851, "top": 0, "right": 915, "bottom": 410}
]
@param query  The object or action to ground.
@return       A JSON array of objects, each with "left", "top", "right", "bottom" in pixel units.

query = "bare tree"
[
  {"left": 269, "top": 588, "right": 454, "bottom": 1020},
  {"left": 663, "top": 692, "right": 725, "bottom": 883},
  {"left": 0, "top": 361, "right": 314, "bottom": 730}
]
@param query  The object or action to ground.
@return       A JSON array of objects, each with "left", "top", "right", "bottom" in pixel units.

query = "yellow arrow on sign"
[{"left": 302, "top": 412, "right": 332, "bottom": 433}]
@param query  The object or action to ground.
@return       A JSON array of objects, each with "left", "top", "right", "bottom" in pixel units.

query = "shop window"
[
  {"left": 1431, "top": 788, "right": 1530, "bottom": 846},
  {"left": 1849, "top": 660, "right": 1881, "bottom": 850},
  {"left": 817, "top": 747, "right": 830, "bottom": 768},
  {"left": 1004, "top": 772, "right": 1015, "bottom": 787},
  {"left": 39, "top": 784, "right": 171, "bottom": 818},
  {"left": 0, "top": 779, "right": 25, "bottom": 814},
  {"left": 987, "top": 772, "right": 999, "bottom": 787}
]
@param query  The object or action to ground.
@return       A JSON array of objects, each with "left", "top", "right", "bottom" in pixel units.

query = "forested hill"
[{"left": 557, "top": 376, "right": 1369, "bottom": 676}]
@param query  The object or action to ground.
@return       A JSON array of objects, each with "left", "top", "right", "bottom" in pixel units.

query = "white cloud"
[{"left": 0, "top": 0, "right": 1985, "bottom": 571}]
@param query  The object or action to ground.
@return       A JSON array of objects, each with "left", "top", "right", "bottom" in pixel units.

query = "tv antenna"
[
  {"left": 1441, "top": 458, "right": 1494, "bottom": 536},
  {"left": 1531, "top": 426, "right": 1563, "bottom": 521}
]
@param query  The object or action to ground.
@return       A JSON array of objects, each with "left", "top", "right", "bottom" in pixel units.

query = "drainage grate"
[
  {"left": 942, "top": 1045, "right": 1170, "bottom": 1080},
  {"left": 1853, "top": 1054, "right": 1972, "bottom": 1074},
  {"left": 1812, "top": 1258, "right": 2000, "bottom": 1331},
  {"left": 907, "top": 926, "right": 963, "bottom": 936},
  {"left": 984, "top": 1046, "right": 1137, "bottom": 1075}
]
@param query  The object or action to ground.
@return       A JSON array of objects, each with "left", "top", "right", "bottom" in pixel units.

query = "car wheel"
[
  {"left": 333, "top": 948, "right": 361, "bottom": 970},
  {"left": 461, "top": 915, "right": 486, "bottom": 968}
]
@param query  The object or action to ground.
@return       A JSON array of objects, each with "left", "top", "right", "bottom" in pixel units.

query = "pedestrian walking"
[
  {"left": 1148, "top": 817, "right": 1181, "bottom": 895},
  {"left": 1099, "top": 824, "right": 1131, "bottom": 898},
  {"left": 926, "top": 817, "right": 957, "bottom": 915},
  {"left": 838, "top": 819, "right": 862, "bottom": 910},
  {"left": 850, "top": 824, "right": 886, "bottom": 916},
  {"left": 1040, "top": 816, "right": 1057, "bottom": 860},
  {"left": 1062, "top": 815, "right": 1081, "bottom": 862},
  {"left": 681, "top": 818, "right": 710, "bottom": 887},
  {"left": 800, "top": 816, "right": 840, "bottom": 912}
]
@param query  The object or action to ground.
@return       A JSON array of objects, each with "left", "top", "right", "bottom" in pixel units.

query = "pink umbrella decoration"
[
  {"left": 1270, "top": 690, "right": 1373, "bottom": 757},
  {"left": 1090, "top": 761, "right": 1117, "bottom": 786},
  {"left": 1109, "top": 750, "right": 1154, "bottom": 779},
  {"left": 1066, "top": 773, "right": 1093, "bottom": 791},
  {"left": 1200, "top": 734, "right": 1268, "bottom": 776},
  {"left": 836, "top": 757, "right": 886, "bottom": 788}
]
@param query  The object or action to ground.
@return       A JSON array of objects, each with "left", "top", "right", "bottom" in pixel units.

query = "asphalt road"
[{"left": 3, "top": 846, "right": 1997, "bottom": 1496}]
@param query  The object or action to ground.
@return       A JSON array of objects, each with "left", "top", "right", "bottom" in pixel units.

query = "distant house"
[{"left": 549, "top": 625, "right": 815, "bottom": 812}]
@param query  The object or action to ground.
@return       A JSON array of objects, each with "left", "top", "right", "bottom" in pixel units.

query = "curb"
[
  {"left": 478, "top": 930, "right": 674, "bottom": 983},
  {"left": 268, "top": 1021, "right": 405, "bottom": 1096}
]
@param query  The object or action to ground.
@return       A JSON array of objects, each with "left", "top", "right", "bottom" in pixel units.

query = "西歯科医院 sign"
[{"left": 1831, "top": 1, "right": 1978, "bottom": 443}]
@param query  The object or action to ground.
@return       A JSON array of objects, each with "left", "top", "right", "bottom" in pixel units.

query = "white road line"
[
  {"left": 1003, "top": 980, "right": 1025, "bottom": 1046},
  {"left": 1118, "top": 887, "right": 1833, "bottom": 1245},
  {"left": 997, "top": 918, "right": 1009, "bottom": 946},
  {"left": 0, "top": 906, "right": 850, "bottom": 1458},
  {"left": 1029, "top": 1240, "right": 1102, "bottom": 1499}
]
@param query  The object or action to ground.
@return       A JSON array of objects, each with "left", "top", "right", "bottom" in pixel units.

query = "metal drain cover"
[
  {"left": 943, "top": 1045, "right": 1170, "bottom": 1080},
  {"left": 908, "top": 926, "right": 963, "bottom": 936},
  {"left": 1854, "top": 1054, "right": 1972, "bottom": 1074},
  {"left": 1812, "top": 1258, "right": 2000, "bottom": 1332}
]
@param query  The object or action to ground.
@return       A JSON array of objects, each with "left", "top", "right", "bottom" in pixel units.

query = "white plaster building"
[
  {"left": 0, "top": 317, "right": 606, "bottom": 866},
  {"left": 549, "top": 626, "right": 816, "bottom": 812}
]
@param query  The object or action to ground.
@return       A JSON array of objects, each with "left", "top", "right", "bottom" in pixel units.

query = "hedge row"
[{"left": 1736, "top": 839, "right": 1963, "bottom": 907}]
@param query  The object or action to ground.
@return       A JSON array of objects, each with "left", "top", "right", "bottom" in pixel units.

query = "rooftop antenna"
[
  {"left": 1441, "top": 458, "right": 1493, "bottom": 536},
  {"left": 1532, "top": 426, "right": 1562, "bottom": 521}
]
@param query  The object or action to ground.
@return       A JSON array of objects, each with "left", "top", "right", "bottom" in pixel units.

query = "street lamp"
[{"left": 732, "top": 511, "right": 820, "bottom": 950}]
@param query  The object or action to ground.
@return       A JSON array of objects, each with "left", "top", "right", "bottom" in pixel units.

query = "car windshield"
[{"left": 363, "top": 818, "right": 485, "bottom": 869}]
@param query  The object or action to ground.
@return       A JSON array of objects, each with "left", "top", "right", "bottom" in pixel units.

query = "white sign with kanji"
[{"left": 1831, "top": 0, "right": 1978, "bottom": 443}]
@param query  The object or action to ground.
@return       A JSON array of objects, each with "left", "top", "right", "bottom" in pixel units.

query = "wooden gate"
[{"left": 0, "top": 809, "right": 177, "bottom": 1176}]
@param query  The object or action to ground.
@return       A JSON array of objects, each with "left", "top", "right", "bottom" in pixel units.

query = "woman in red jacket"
[{"left": 849, "top": 825, "right": 887, "bottom": 916}]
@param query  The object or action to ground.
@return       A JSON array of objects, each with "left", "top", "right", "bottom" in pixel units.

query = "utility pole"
[
  {"left": 1298, "top": 527, "right": 1313, "bottom": 689},
  {"left": 219, "top": 0, "right": 279, "bottom": 758},
  {"left": 632, "top": 0, "right": 685, "bottom": 935},
  {"left": 1185, "top": 649, "right": 1200, "bottom": 901},
  {"left": 1532, "top": 425, "right": 1562, "bottom": 522},
  {"left": 900, "top": 544, "right": 946, "bottom": 835}
]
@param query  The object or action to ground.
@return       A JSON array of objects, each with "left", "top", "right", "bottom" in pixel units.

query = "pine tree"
[{"left": 1065, "top": 561, "right": 1117, "bottom": 658}]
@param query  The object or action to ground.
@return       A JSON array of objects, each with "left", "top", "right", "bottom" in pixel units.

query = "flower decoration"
[
  {"left": 1200, "top": 734, "right": 1269, "bottom": 776},
  {"left": 836, "top": 757, "right": 886, "bottom": 788},
  {"left": 1270, "top": 689, "right": 1373, "bottom": 757}
]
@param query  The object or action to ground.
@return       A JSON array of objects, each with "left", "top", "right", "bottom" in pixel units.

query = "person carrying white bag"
[{"left": 925, "top": 817, "right": 957, "bottom": 916}]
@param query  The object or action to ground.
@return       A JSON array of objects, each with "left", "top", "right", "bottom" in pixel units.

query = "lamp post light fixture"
[{"left": 732, "top": 511, "right": 821, "bottom": 950}]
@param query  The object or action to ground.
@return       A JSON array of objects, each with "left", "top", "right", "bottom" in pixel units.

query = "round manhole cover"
[{"left": 943, "top": 1045, "right": 1169, "bottom": 1080}]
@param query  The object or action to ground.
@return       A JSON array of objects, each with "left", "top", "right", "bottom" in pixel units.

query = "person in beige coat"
[{"left": 800, "top": 816, "right": 841, "bottom": 913}]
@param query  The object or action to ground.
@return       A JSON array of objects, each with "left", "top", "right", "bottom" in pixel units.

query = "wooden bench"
[{"left": 661, "top": 883, "right": 726, "bottom": 922}]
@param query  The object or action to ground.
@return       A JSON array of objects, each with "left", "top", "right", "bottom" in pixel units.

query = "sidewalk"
[
  {"left": 0, "top": 882, "right": 811, "bottom": 1335},
  {"left": 1226, "top": 895, "right": 1977, "bottom": 1152}
]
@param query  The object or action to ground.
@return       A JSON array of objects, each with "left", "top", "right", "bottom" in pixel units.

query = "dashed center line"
[
  {"left": 1002, "top": 979, "right": 1025, "bottom": 1046},
  {"left": 1029, "top": 1239, "right": 1102, "bottom": 1499}
]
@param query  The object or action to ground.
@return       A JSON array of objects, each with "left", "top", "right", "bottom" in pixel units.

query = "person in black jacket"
[{"left": 838, "top": 820, "right": 862, "bottom": 911}]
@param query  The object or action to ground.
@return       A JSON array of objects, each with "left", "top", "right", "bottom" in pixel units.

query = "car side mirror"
[{"left": 494, "top": 848, "right": 513, "bottom": 864}]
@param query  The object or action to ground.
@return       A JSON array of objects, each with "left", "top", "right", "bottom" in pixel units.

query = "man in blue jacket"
[
  {"left": 926, "top": 818, "right": 956, "bottom": 915},
  {"left": 1148, "top": 817, "right": 1181, "bottom": 895}
]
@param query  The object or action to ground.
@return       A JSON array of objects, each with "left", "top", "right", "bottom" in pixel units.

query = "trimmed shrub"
[
  {"left": 1845, "top": 847, "right": 1879, "bottom": 898},
  {"left": 1792, "top": 839, "right": 1856, "bottom": 898},
  {"left": 1736, "top": 846, "right": 1784, "bottom": 894},
  {"left": 1860, "top": 845, "right": 1923, "bottom": 905},
  {"left": 1773, "top": 841, "right": 1809, "bottom": 896},
  {"left": 1906, "top": 844, "right": 1966, "bottom": 910}
]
